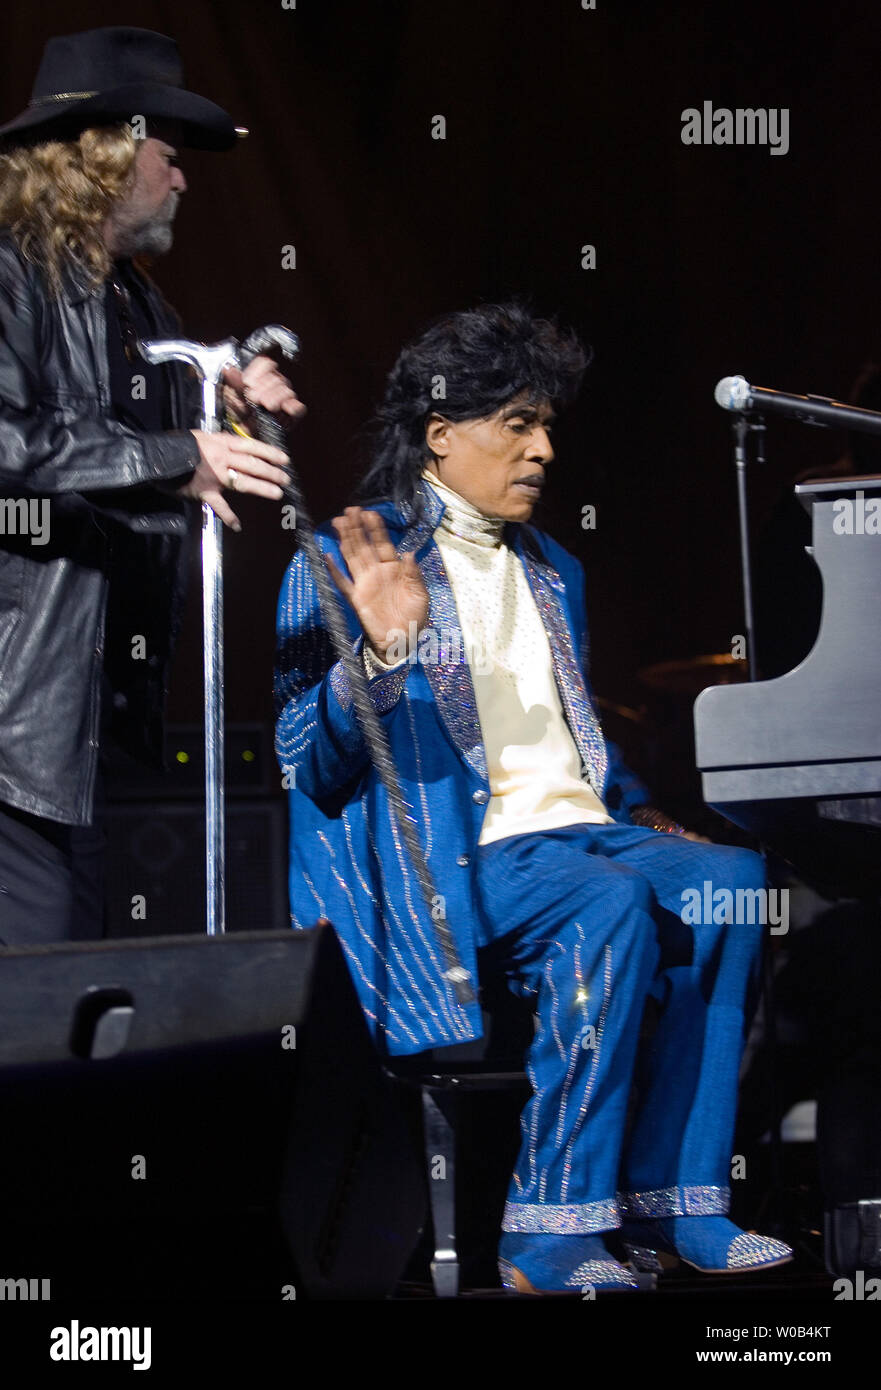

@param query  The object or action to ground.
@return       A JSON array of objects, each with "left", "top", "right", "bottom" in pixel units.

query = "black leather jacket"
[{"left": 0, "top": 231, "right": 201, "bottom": 825}]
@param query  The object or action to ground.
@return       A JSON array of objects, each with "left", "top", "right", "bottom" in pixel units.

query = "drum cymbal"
[
  {"left": 595, "top": 696, "right": 644, "bottom": 725},
  {"left": 638, "top": 654, "right": 748, "bottom": 696}
]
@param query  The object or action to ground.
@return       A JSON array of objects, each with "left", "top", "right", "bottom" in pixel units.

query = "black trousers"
[{"left": 0, "top": 788, "right": 107, "bottom": 947}]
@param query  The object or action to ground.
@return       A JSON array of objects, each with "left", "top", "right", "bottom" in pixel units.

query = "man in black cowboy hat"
[{"left": 0, "top": 27, "right": 301, "bottom": 944}]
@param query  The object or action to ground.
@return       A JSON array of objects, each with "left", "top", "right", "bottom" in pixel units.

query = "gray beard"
[
  {"left": 116, "top": 216, "right": 175, "bottom": 259},
  {"left": 126, "top": 219, "right": 175, "bottom": 257},
  {"left": 113, "top": 197, "right": 178, "bottom": 259}
]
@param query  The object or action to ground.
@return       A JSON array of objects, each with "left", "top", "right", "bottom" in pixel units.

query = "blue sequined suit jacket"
[{"left": 274, "top": 478, "right": 649, "bottom": 1056}]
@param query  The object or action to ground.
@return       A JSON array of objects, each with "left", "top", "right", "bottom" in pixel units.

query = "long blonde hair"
[{"left": 0, "top": 124, "right": 138, "bottom": 295}]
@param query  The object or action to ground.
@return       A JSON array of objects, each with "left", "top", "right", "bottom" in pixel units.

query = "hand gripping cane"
[{"left": 239, "top": 326, "right": 475, "bottom": 1005}]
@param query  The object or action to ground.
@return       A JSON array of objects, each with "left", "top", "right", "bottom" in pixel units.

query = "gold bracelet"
[
  {"left": 227, "top": 418, "right": 253, "bottom": 439},
  {"left": 631, "top": 805, "right": 686, "bottom": 836}
]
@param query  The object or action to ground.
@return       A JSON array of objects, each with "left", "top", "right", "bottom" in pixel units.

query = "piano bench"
[{"left": 385, "top": 986, "right": 535, "bottom": 1298}]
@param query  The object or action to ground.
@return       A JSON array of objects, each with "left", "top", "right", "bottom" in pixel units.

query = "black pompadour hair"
[{"left": 357, "top": 301, "right": 592, "bottom": 513}]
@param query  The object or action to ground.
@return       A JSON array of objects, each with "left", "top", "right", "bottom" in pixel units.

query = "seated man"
[{"left": 274, "top": 302, "right": 791, "bottom": 1292}]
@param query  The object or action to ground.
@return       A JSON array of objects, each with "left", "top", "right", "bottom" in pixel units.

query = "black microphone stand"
[
  {"left": 727, "top": 411, "right": 786, "bottom": 1237},
  {"left": 731, "top": 413, "right": 765, "bottom": 682}
]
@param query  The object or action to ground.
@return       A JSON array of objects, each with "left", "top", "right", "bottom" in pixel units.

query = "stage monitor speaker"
[
  {"left": 825, "top": 1201, "right": 881, "bottom": 1277},
  {"left": 104, "top": 722, "right": 278, "bottom": 799},
  {"left": 0, "top": 926, "right": 425, "bottom": 1300},
  {"left": 103, "top": 798, "right": 289, "bottom": 936}
]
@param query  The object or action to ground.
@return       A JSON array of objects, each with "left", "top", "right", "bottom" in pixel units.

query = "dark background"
[
  {"left": 2, "top": 0, "right": 879, "bottom": 1317},
  {"left": 2, "top": 0, "right": 878, "bottom": 731}
]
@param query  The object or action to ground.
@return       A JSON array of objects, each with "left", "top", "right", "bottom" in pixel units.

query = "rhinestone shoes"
[
  {"left": 498, "top": 1232, "right": 640, "bottom": 1293},
  {"left": 620, "top": 1216, "right": 793, "bottom": 1274}
]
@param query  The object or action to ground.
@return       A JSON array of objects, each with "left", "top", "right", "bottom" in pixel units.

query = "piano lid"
[
  {"left": 795, "top": 471, "right": 881, "bottom": 511},
  {"left": 694, "top": 474, "right": 881, "bottom": 808}
]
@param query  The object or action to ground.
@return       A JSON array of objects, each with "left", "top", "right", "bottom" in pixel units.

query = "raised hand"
[{"left": 325, "top": 507, "right": 429, "bottom": 659}]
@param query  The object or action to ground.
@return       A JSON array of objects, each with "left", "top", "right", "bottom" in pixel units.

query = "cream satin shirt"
[{"left": 364, "top": 470, "right": 611, "bottom": 844}]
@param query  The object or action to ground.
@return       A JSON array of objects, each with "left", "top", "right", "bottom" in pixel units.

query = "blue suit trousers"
[{"left": 474, "top": 822, "right": 766, "bottom": 1234}]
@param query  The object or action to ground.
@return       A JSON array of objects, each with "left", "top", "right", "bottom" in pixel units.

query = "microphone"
[{"left": 714, "top": 375, "right": 881, "bottom": 437}]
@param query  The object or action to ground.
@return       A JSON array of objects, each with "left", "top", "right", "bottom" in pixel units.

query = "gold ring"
[{"left": 227, "top": 467, "right": 238, "bottom": 490}]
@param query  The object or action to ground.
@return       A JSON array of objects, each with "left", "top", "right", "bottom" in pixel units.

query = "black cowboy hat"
[{"left": 0, "top": 26, "right": 244, "bottom": 151}]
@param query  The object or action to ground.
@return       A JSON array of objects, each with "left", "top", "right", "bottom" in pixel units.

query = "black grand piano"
[{"left": 694, "top": 475, "right": 881, "bottom": 892}]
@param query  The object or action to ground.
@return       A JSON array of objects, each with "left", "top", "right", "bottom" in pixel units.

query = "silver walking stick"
[{"left": 138, "top": 335, "right": 239, "bottom": 935}]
